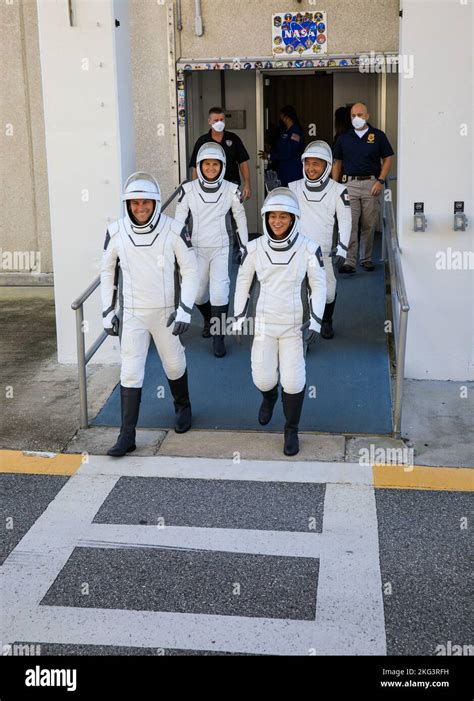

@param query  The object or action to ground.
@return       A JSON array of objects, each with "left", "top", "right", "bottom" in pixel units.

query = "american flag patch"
[{"left": 290, "top": 133, "right": 301, "bottom": 142}]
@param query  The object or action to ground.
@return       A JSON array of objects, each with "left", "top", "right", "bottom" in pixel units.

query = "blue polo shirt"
[{"left": 333, "top": 124, "right": 394, "bottom": 177}]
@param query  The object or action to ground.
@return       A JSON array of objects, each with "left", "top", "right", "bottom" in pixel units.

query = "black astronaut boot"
[
  {"left": 281, "top": 388, "right": 305, "bottom": 457},
  {"left": 211, "top": 304, "right": 228, "bottom": 358},
  {"left": 107, "top": 386, "right": 142, "bottom": 457},
  {"left": 321, "top": 294, "right": 337, "bottom": 340},
  {"left": 196, "top": 301, "right": 212, "bottom": 338},
  {"left": 258, "top": 385, "right": 279, "bottom": 426},
  {"left": 168, "top": 370, "right": 192, "bottom": 433}
]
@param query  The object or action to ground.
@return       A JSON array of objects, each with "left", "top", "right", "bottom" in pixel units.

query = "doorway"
[{"left": 264, "top": 72, "right": 334, "bottom": 147}]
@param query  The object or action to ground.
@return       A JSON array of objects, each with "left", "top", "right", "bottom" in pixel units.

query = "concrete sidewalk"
[{"left": 1, "top": 287, "right": 472, "bottom": 467}]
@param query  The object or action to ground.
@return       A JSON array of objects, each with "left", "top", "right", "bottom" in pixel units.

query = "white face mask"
[
  {"left": 211, "top": 120, "right": 225, "bottom": 133},
  {"left": 352, "top": 116, "right": 367, "bottom": 129}
]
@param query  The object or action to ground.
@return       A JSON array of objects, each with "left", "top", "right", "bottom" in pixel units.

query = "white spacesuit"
[
  {"left": 233, "top": 188, "right": 327, "bottom": 456},
  {"left": 101, "top": 172, "right": 198, "bottom": 456},
  {"left": 289, "top": 140, "right": 351, "bottom": 338},
  {"left": 174, "top": 142, "right": 248, "bottom": 357}
]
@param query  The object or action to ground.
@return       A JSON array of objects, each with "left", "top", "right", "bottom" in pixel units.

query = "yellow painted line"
[
  {"left": 0, "top": 450, "right": 83, "bottom": 476},
  {"left": 373, "top": 464, "right": 474, "bottom": 492}
]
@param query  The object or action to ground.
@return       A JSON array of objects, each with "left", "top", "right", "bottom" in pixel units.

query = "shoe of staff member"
[
  {"left": 361, "top": 261, "right": 375, "bottom": 271},
  {"left": 339, "top": 264, "right": 356, "bottom": 274}
]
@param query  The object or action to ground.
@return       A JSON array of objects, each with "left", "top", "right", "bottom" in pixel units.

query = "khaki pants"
[{"left": 346, "top": 179, "right": 380, "bottom": 268}]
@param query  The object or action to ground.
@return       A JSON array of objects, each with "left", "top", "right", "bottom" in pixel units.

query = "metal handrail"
[
  {"left": 381, "top": 177, "right": 410, "bottom": 437},
  {"left": 71, "top": 184, "right": 183, "bottom": 428}
]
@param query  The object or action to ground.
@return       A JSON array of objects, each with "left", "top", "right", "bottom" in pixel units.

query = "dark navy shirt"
[
  {"left": 333, "top": 124, "right": 394, "bottom": 177},
  {"left": 189, "top": 130, "right": 249, "bottom": 185},
  {"left": 270, "top": 122, "right": 305, "bottom": 187}
]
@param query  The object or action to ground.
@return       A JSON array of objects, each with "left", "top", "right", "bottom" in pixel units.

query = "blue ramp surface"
[{"left": 93, "top": 236, "right": 392, "bottom": 434}]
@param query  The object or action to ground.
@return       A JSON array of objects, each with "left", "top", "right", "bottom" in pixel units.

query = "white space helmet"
[
  {"left": 261, "top": 187, "right": 300, "bottom": 248},
  {"left": 122, "top": 171, "right": 161, "bottom": 234},
  {"left": 302, "top": 140, "right": 333, "bottom": 188},
  {"left": 196, "top": 143, "right": 226, "bottom": 190}
]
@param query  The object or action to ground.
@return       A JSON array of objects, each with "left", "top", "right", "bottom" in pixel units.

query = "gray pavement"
[
  {"left": 0, "top": 287, "right": 119, "bottom": 453},
  {"left": 1, "top": 454, "right": 471, "bottom": 657}
]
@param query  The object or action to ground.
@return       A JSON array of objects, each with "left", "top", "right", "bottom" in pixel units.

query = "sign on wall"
[{"left": 272, "top": 11, "right": 328, "bottom": 57}]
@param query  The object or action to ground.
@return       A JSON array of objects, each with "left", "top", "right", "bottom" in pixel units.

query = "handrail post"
[
  {"left": 75, "top": 304, "right": 88, "bottom": 429},
  {"left": 381, "top": 186, "right": 387, "bottom": 262},
  {"left": 393, "top": 306, "right": 409, "bottom": 438}
]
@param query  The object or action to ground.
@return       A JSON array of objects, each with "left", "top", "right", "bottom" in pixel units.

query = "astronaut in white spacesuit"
[
  {"left": 101, "top": 172, "right": 198, "bottom": 457},
  {"left": 233, "top": 188, "right": 327, "bottom": 456},
  {"left": 289, "top": 140, "right": 351, "bottom": 339},
  {"left": 174, "top": 143, "right": 248, "bottom": 357}
]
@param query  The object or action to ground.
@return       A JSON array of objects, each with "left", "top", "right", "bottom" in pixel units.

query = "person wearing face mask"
[
  {"left": 189, "top": 107, "right": 251, "bottom": 200},
  {"left": 289, "top": 140, "right": 351, "bottom": 339},
  {"left": 232, "top": 188, "right": 326, "bottom": 456},
  {"left": 175, "top": 143, "right": 249, "bottom": 358},
  {"left": 101, "top": 172, "right": 199, "bottom": 456},
  {"left": 332, "top": 102, "right": 394, "bottom": 273},
  {"left": 259, "top": 105, "right": 305, "bottom": 187}
]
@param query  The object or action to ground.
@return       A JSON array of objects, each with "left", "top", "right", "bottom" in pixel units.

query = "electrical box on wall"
[{"left": 224, "top": 110, "right": 246, "bottom": 130}]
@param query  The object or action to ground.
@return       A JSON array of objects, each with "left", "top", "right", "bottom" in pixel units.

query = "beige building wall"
[
  {"left": 176, "top": 0, "right": 400, "bottom": 57},
  {"left": 1, "top": 0, "right": 52, "bottom": 278}
]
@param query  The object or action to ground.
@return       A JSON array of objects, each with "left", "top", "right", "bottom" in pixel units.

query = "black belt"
[{"left": 345, "top": 175, "right": 376, "bottom": 181}]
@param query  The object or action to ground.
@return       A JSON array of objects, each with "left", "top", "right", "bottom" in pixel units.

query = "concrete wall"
[
  {"left": 398, "top": 0, "right": 473, "bottom": 380},
  {"left": 129, "top": 0, "right": 179, "bottom": 202},
  {"left": 176, "top": 0, "right": 399, "bottom": 57},
  {"left": 0, "top": 0, "right": 52, "bottom": 277},
  {"left": 37, "top": 0, "right": 135, "bottom": 363}
]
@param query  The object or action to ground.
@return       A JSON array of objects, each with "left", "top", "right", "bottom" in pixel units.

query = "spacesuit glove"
[
  {"left": 167, "top": 307, "right": 191, "bottom": 336},
  {"left": 300, "top": 319, "right": 319, "bottom": 345},
  {"left": 232, "top": 315, "right": 246, "bottom": 334},
  {"left": 330, "top": 244, "right": 347, "bottom": 266},
  {"left": 103, "top": 310, "right": 120, "bottom": 336}
]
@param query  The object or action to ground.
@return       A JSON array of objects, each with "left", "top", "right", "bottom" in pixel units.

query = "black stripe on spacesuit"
[
  {"left": 309, "top": 299, "right": 322, "bottom": 325},
  {"left": 301, "top": 277, "right": 310, "bottom": 324},
  {"left": 198, "top": 191, "right": 223, "bottom": 201},
  {"left": 179, "top": 226, "right": 193, "bottom": 249},
  {"left": 127, "top": 233, "right": 160, "bottom": 247},
  {"left": 178, "top": 185, "right": 186, "bottom": 203},
  {"left": 340, "top": 188, "right": 351, "bottom": 206},
  {"left": 112, "top": 261, "right": 120, "bottom": 308},
  {"left": 234, "top": 296, "right": 250, "bottom": 320},
  {"left": 102, "top": 260, "right": 121, "bottom": 316},
  {"left": 173, "top": 260, "right": 181, "bottom": 310},
  {"left": 303, "top": 189, "right": 327, "bottom": 201},
  {"left": 267, "top": 231, "right": 299, "bottom": 253},
  {"left": 104, "top": 231, "right": 110, "bottom": 250},
  {"left": 102, "top": 305, "right": 115, "bottom": 318},
  {"left": 264, "top": 250, "right": 298, "bottom": 266},
  {"left": 179, "top": 302, "right": 193, "bottom": 315},
  {"left": 316, "top": 246, "right": 324, "bottom": 267},
  {"left": 338, "top": 240, "right": 348, "bottom": 251}
]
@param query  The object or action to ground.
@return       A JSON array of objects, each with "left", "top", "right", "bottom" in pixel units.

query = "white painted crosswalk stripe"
[{"left": 0, "top": 456, "right": 386, "bottom": 655}]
